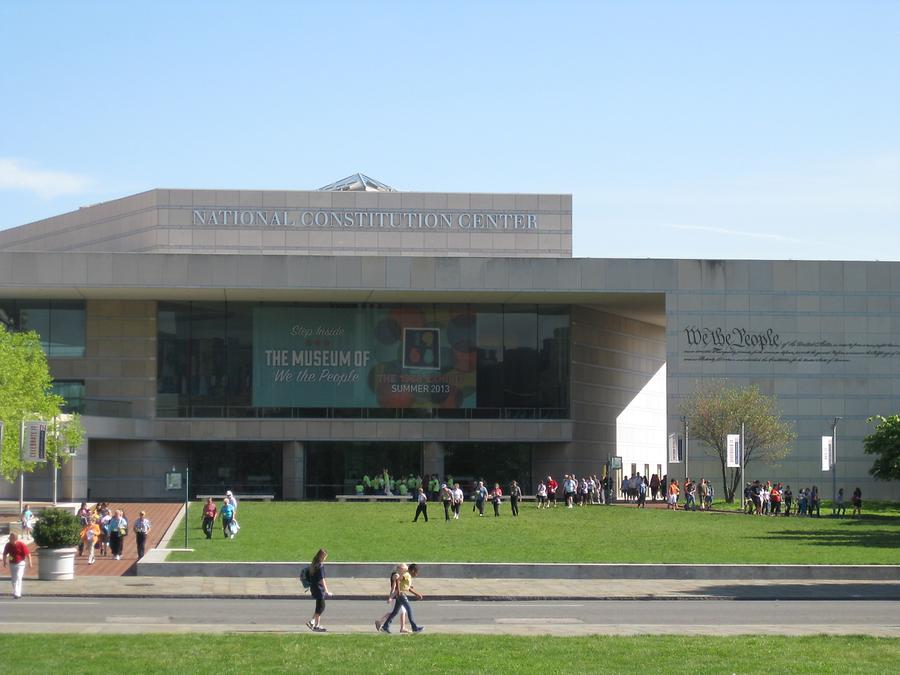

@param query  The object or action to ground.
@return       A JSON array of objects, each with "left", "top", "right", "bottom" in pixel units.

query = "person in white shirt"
[
  {"left": 451, "top": 483, "right": 464, "bottom": 520},
  {"left": 225, "top": 490, "right": 238, "bottom": 513}
]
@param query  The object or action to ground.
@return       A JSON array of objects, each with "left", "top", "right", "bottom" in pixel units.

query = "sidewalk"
[{"left": 12, "top": 575, "right": 900, "bottom": 601}]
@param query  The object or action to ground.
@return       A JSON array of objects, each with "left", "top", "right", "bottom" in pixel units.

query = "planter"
[{"left": 37, "top": 547, "right": 78, "bottom": 581}]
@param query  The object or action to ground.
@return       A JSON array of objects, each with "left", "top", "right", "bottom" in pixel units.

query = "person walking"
[
  {"left": 107, "top": 509, "right": 128, "bottom": 560},
  {"left": 375, "top": 564, "right": 409, "bottom": 634},
  {"left": 20, "top": 504, "right": 35, "bottom": 541},
  {"left": 851, "top": 487, "right": 862, "bottom": 517},
  {"left": 474, "top": 481, "right": 487, "bottom": 517},
  {"left": 546, "top": 475, "right": 558, "bottom": 507},
  {"left": 2, "top": 532, "right": 33, "bottom": 599},
  {"left": 221, "top": 496, "right": 236, "bottom": 538},
  {"left": 413, "top": 487, "right": 428, "bottom": 523},
  {"left": 451, "top": 483, "right": 463, "bottom": 520},
  {"left": 305, "top": 548, "right": 331, "bottom": 632},
  {"left": 201, "top": 497, "right": 217, "bottom": 539},
  {"left": 81, "top": 517, "right": 101, "bottom": 565},
  {"left": 667, "top": 478, "right": 680, "bottom": 510},
  {"left": 440, "top": 483, "right": 453, "bottom": 522},
  {"left": 77, "top": 502, "right": 91, "bottom": 556},
  {"left": 536, "top": 480, "right": 547, "bottom": 508},
  {"left": 835, "top": 487, "right": 847, "bottom": 516},
  {"left": 490, "top": 483, "right": 503, "bottom": 517},
  {"left": 637, "top": 478, "right": 647, "bottom": 508},
  {"left": 381, "top": 563, "right": 424, "bottom": 633},
  {"left": 133, "top": 511, "right": 151, "bottom": 559},
  {"left": 509, "top": 480, "right": 522, "bottom": 516}
]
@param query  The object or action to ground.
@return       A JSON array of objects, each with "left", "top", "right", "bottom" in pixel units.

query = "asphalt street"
[{"left": 0, "top": 597, "right": 897, "bottom": 636}]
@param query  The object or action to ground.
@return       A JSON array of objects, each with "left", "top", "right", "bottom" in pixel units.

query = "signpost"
[{"left": 166, "top": 467, "right": 190, "bottom": 549}]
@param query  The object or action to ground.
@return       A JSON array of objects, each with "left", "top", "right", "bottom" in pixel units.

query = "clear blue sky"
[{"left": 1, "top": 1, "right": 897, "bottom": 260}]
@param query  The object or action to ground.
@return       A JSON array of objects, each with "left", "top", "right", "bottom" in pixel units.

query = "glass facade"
[
  {"left": 157, "top": 302, "right": 570, "bottom": 419},
  {"left": 51, "top": 380, "right": 85, "bottom": 414},
  {"left": 188, "top": 442, "right": 283, "bottom": 499},
  {"left": 303, "top": 441, "right": 535, "bottom": 499},
  {"left": 0, "top": 299, "right": 86, "bottom": 357}
]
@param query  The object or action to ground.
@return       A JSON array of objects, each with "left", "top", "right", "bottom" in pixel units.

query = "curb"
[{"left": 18, "top": 592, "right": 900, "bottom": 601}]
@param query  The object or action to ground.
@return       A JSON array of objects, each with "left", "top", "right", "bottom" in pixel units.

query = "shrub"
[{"left": 32, "top": 508, "right": 81, "bottom": 548}]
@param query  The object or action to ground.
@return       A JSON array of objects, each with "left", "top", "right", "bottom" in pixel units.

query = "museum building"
[{"left": 0, "top": 174, "right": 898, "bottom": 501}]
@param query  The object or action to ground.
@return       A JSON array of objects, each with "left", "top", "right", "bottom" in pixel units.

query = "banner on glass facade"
[
  {"left": 252, "top": 307, "right": 477, "bottom": 408},
  {"left": 726, "top": 434, "right": 741, "bottom": 468},
  {"left": 821, "top": 436, "right": 833, "bottom": 471},
  {"left": 668, "top": 433, "right": 681, "bottom": 463},
  {"left": 21, "top": 421, "right": 47, "bottom": 463}
]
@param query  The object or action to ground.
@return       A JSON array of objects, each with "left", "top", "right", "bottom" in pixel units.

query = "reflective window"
[
  {"left": 157, "top": 302, "right": 570, "bottom": 419},
  {"left": 2, "top": 300, "right": 85, "bottom": 357},
  {"left": 51, "top": 380, "right": 85, "bottom": 414}
]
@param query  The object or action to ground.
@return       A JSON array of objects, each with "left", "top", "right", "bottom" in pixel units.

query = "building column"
[
  {"left": 283, "top": 441, "right": 305, "bottom": 500},
  {"left": 422, "top": 441, "right": 445, "bottom": 480}
]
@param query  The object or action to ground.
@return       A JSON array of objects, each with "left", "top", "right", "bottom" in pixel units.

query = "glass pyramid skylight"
[{"left": 318, "top": 173, "right": 396, "bottom": 192}]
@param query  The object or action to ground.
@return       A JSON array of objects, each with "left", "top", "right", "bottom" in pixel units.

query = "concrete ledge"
[{"left": 137, "top": 559, "right": 900, "bottom": 581}]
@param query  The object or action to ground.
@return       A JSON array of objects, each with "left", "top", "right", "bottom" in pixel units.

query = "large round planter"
[{"left": 37, "top": 547, "right": 78, "bottom": 581}]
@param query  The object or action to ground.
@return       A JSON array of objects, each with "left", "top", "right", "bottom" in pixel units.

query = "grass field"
[
  {"left": 167, "top": 500, "right": 900, "bottom": 564},
  {"left": 3, "top": 634, "right": 897, "bottom": 674}
]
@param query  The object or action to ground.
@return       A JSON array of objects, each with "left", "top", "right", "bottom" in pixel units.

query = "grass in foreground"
[
  {"left": 167, "top": 500, "right": 900, "bottom": 564},
  {"left": 2, "top": 634, "right": 897, "bottom": 674}
]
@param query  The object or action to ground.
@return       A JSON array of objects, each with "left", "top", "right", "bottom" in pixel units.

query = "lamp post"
[
  {"left": 681, "top": 415, "right": 689, "bottom": 481},
  {"left": 831, "top": 417, "right": 841, "bottom": 514}
]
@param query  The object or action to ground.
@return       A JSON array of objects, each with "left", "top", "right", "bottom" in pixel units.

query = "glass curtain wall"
[
  {"left": 157, "top": 302, "right": 570, "bottom": 419},
  {"left": 0, "top": 299, "right": 86, "bottom": 357}
]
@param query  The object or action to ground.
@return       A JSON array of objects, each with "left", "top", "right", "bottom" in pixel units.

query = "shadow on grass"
[
  {"left": 755, "top": 518, "right": 900, "bottom": 551},
  {"left": 689, "top": 582, "right": 900, "bottom": 600}
]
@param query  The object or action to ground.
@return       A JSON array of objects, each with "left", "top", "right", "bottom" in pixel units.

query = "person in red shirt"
[
  {"left": 2, "top": 532, "right": 33, "bottom": 599},
  {"left": 546, "top": 476, "right": 558, "bottom": 507}
]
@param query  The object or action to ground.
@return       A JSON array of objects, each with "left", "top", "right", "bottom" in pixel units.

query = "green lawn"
[
  {"left": 2, "top": 634, "right": 896, "bottom": 674},
  {"left": 167, "top": 500, "right": 900, "bottom": 564}
]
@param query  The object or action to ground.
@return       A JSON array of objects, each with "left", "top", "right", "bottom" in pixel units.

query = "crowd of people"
[
  {"left": 740, "top": 481, "right": 863, "bottom": 517},
  {"left": 75, "top": 501, "right": 152, "bottom": 562}
]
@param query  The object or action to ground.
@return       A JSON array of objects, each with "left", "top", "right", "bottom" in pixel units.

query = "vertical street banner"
[
  {"left": 252, "top": 306, "right": 477, "bottom": 408},
  {"left": 821, "top": 436, "right": 833, "bottom": 471},
  {"left": 21, "top": 421, "right": 47, "bottom": 462},
  {"left": 668, "top": 433, "right": 681, "bottom": 463},
  {"left": 726, "top": 434, "right": 741, "bottom": 468}
]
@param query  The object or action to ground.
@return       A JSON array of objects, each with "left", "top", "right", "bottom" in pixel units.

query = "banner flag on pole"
[
  {"left": 21, "top": 421, "right": 48, "bottom": 463},
  {"left": 726, "top": 434, "right": 741, "bottom": 468},
  {"left": 668, "top": 433, "right": 681, "bottom": 463},
  {"left": 821, "top": 436, "right": 833, "bottom": 471}
]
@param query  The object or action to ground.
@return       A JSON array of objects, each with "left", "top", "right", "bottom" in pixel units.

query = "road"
[{"left": 0, "top": 598, "right": 897, "bottom": 636}]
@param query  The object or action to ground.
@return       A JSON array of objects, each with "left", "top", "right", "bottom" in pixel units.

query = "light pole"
[
  {"left": 681, "top": 415, "right": 689, "bottom": 481},
  {"left": 831, "top": 417, "right": 841, "bottom": 514}
]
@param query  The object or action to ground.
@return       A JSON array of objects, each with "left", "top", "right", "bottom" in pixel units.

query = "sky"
[{"left": 1, "top": 1, "right": 898, "bottom": 261}]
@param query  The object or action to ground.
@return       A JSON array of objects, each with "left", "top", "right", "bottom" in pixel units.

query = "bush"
[{"left": 32, "top": 508, "right": 81, "bottom": 548}]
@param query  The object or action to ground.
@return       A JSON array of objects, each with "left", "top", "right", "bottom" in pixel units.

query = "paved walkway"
[
  {"left": 8, "top": 575, "right": 900, "bottom": 600},
  {"left": 3, "top": 502, "right": 183, "bottom": 578}
]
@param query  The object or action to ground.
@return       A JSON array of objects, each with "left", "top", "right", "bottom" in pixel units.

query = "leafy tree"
[
  {"left": 681, "top": 380, "right": 795, "bottom": 502},
  {"left": 863, "top": 415, "right": 900, "bottom": 481},
  {"left": 0, "top": 325, "right": 85, "bottom": 481}
]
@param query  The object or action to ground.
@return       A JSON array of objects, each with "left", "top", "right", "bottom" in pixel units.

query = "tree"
[
  {"left": 863, "top": 415, "right": 900, "bottom": 481},
  {"left": 0, "top": 325, "right": 85, "bottom": 481},
  {"left": 681, "top": 380, "right": 796, "bottom": 502}
]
